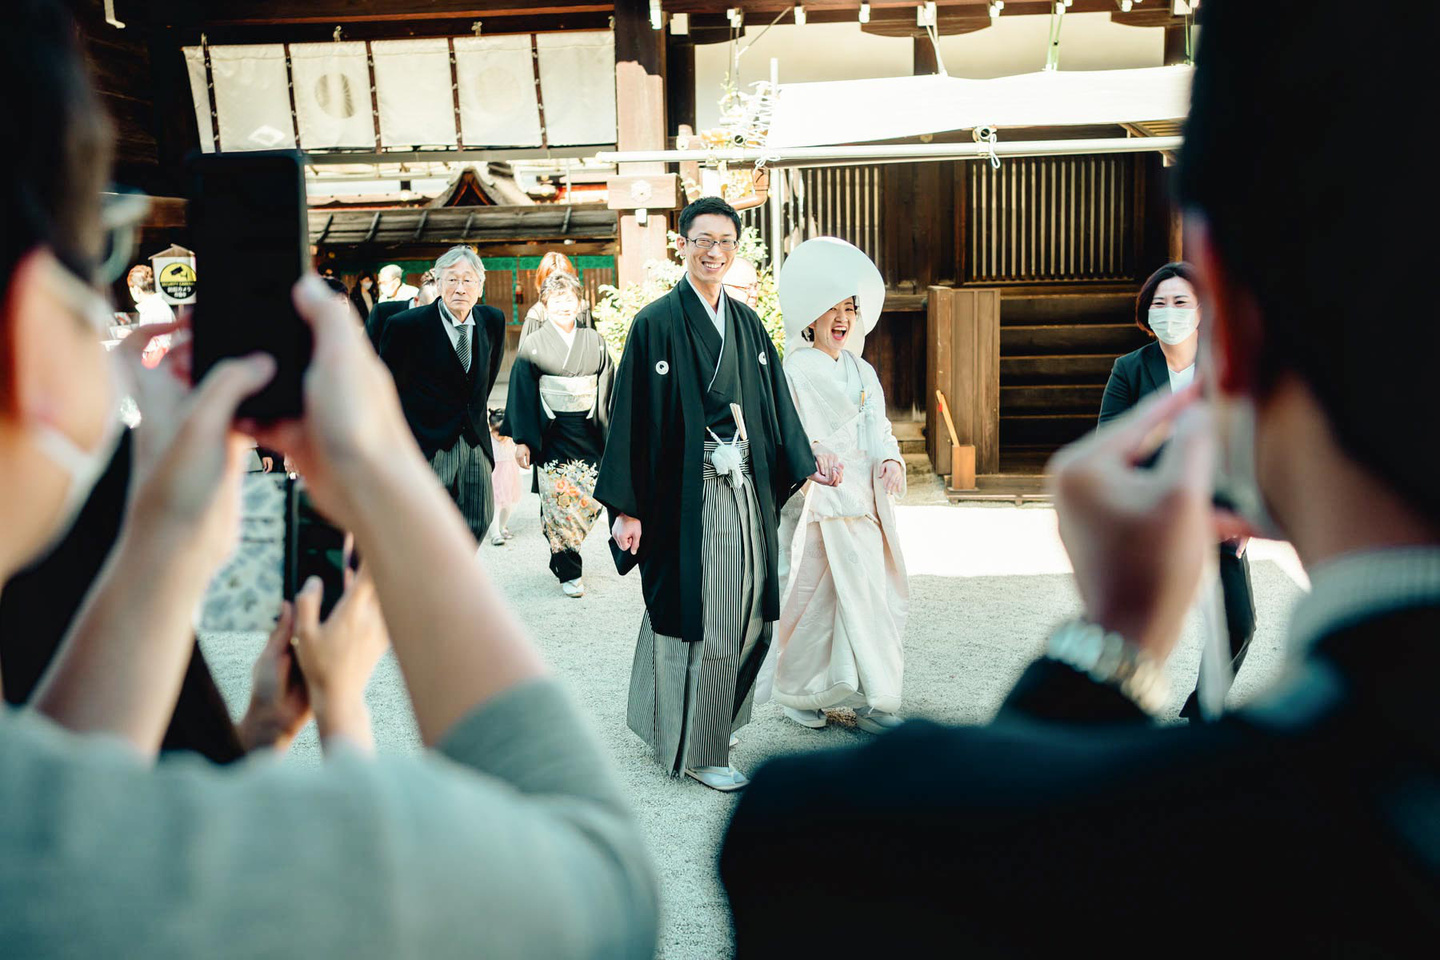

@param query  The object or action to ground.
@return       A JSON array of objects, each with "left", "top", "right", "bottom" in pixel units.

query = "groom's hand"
[{"left": 613, "top": 513, "right": 643, "bottom": 554}]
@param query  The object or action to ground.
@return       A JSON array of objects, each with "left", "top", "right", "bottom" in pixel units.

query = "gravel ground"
[{"left": 200, "top": 470, "right": 1308, "bottom": 959}]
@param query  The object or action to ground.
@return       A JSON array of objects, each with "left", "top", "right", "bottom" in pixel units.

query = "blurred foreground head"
[
  {"left": 1181, "top": 0, "right": 1439, "bottom": 530},
  {"left": 0, "top": 0, "right": 117, "bottom": 577}
]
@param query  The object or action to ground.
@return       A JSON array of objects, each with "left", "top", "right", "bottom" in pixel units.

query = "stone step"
[
  {"left": 899, "top": 436, "right": 926, "bottom": 455},
  {"left": 903, "top": 452, "right": 935, "bottom": 482}
]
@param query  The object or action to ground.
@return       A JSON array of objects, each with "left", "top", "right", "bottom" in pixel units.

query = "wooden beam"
[
  {"left": 167, "top": 14, "right": 612, "bottom": 44},
  {"left": 173, "top": 2, "right": 611, "bottom": 27}
]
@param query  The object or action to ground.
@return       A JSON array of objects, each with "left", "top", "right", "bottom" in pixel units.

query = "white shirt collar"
[
  {"left": 684, "top": 274, "right": 726, "bottom": 338},
  {"left": 436, "top": 298, "right": 474, "bottom": 327},
  {"left": 1288, "top": 547, "right": 1440, "bottom": 654}
]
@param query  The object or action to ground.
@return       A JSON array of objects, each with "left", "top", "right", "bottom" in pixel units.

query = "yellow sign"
[{"left": 157, "top": 260, "right": 196, "bottom": 302}]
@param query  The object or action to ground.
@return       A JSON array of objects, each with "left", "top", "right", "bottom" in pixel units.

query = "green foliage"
[{"left": 593, "top": 227, "right": 787, "bottom": 362}]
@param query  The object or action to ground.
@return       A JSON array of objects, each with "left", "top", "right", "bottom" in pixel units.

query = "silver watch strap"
[{"left": 1046, "top": 619, "right": 1170, "bottom": 714}]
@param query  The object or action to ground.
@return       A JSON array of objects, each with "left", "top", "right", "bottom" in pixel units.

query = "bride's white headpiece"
[{"left": 777, "top": 237, "right": 886, "bottom": 354}]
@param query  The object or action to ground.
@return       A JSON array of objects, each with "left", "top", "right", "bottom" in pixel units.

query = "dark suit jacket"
[
  {"left": 365, "top": 299, "right": 412, "bottom": 355},
  {"left": 1099, "top": 339, "right": 1173, "bottom": 426},
  {"left": 721, "top": 604, "right": 1440, "bottom": 957},
  {"left": 378, "top": 300, "right": 505, "bottom": 462}
]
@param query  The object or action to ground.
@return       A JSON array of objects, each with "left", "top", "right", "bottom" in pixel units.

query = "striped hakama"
[
  {"left": 627, "top": 439, "right": 771, "bottom": 774},
  {"left": 429, "top": 434, "right": 495, "bottom": 543}
]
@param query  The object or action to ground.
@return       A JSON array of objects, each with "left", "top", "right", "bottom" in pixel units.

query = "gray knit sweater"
[{"left": 0, "top": 679, "right": 658, "bottom": 958}]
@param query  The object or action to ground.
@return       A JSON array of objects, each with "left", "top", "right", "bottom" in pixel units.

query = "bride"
[{"left": 757, "top": 238, "right": 909, "bottom": 733}]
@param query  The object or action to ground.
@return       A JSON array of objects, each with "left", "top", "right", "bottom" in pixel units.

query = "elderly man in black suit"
[
  {"left": 721, "top": 2, "right": 1440, "bottom": 956},
  {"left": 379, "top": 246, "right": 505, "bottom": 541}
]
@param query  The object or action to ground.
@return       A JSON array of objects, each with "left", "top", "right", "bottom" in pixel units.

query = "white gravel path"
[{"left": 200, "top": 471, "right": 1308, "bottom": 959}]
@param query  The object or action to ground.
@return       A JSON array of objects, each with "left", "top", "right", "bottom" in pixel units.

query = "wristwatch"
[{"left": 1046, "top": 619, "right": 1170, "bottom": 714}]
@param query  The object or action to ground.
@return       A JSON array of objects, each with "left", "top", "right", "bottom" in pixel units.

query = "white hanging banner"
[
  {"left": 182, "top": 47, "right": 217, "bottom": 153},
  {"left": 209, "top": 44, "right": 296, "bottom": 151},
  {"left": 289, "top": 41, "right": 376, "bottom": 150},
  {"left": 454, "top": 36, "right": 543, "bottom": 147},
  {"left": 371, "top": 39, "right": 457, "bottom": 148},
  {"left": 536, "top": 32, "right": 617, "bottom": 146}
]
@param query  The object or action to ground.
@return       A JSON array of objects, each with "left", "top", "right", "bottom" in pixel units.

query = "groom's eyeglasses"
[{"left": 687, "top": 237, "right": 738, "bottom": 252}]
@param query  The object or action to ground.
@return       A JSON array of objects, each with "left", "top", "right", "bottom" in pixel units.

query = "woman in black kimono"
[{"left": 503, "top": 273, "right": 615, "bottom": 598}]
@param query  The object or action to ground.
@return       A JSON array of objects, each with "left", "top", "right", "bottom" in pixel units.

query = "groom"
[{"left": 596, "top": 197, "right": 831, "bottom": 791}]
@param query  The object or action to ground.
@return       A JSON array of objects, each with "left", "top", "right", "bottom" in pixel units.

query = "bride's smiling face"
[{"left": 808, "top": 297, "right": 857, "bottom": 357}]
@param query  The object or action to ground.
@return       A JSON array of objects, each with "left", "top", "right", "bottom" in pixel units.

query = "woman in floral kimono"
[
  {"left": 757, "top": 238, "right": 909, "bottom": 733},
  {"left": 503, "top": 273, "right": 614, "bottom": 598}
]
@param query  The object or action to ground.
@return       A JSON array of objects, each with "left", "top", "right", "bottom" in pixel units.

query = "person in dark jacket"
[
  {"left": 721, "top": 2, "right": 1440, "bottom": 955},
  {"left": 378, "top": 246, "right": 506, "bottom": 541},
  {"left": 1100, "top": 261, "right": 1256, "bottom": 720}
]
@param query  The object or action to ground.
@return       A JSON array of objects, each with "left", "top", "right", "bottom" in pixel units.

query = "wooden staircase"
[{"left": 997, "top": 289, "right": 1148, "bottom": 472}]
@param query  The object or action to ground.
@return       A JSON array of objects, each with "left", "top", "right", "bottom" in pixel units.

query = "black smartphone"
[
  {"left": 282, "top": 479, "right": 351, "bottom": 684},
  {"left": 187, "top": 151, "right": 311, "bottom": 419},
  {"left": 286, "top": 480, "right": 350, "bottom": 622}
]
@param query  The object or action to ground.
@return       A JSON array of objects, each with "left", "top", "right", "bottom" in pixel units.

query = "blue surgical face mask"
[{"left": 1148, "top": 307, "right": 1200, "bottom": 346}]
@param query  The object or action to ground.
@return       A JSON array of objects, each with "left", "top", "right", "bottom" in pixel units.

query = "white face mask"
[
  {"left": 360, "top": 279, "right": 372, "bottom": 290},
  {"left": 28, "top": 259, "right": 129, "bottom": 558},
  {"left": 31, "top": 406, "right": 123, "bottom": 558},
  {"left": 1148, "top": 306, "right": 1200, "bottom": 345}
]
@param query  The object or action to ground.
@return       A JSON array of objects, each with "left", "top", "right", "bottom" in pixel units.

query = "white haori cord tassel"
[{"left": 708, "top": 429, "right": 746, "bottom": 488}]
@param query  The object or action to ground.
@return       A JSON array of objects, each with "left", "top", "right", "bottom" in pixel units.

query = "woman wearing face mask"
[
  {"left": 755, "top": 238, "right": 909, "bottom": 734},
  {"left": 1099, "top": 261, "right": 1257, "bottom": 720},
  {"left": 349, "top": 270, "right": 376, "bottom": 319}
]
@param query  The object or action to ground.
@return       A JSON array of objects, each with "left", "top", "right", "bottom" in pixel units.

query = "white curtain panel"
[
  {"left": 454, "top": 36, "right": 543, "bottom": 147},
  {"left": 535, "top": 32, "right": 617, "bottom": 146},
  {"left": 182, "top": 47, "right": 217, "bottom": 153},
  {"left": 290, "top": 41, "right": 376, "bottom": 150},
  {"left": 371, "top": 39, "right": 457, "bottom": 149},
  {"left": 208, "top": 44, "right": 296, "bottom": 151}
]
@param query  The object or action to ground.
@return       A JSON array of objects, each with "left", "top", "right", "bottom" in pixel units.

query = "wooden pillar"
[
  {"left": 666, "top": 33, "right": 696, "bottom": 137},
  {"left": 1169, "top": 207, "right": 1185, "bottom": 262},
  {"left": 614, "top": 0, "right": 669, "bottom": 286},
  {"left": 913, "top": 35, "right": 940, "bottom": 76},
  {"left": 1163, "top": 24, "right": 1189, "bottom": 65}
]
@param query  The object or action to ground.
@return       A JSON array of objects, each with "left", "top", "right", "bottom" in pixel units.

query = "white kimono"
[{"left": 756, "top": 346, "right": 909, "bottom": 714}]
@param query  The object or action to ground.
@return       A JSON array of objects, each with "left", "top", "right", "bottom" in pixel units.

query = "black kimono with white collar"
[
  {"left": 595, "top": 278, "right": 816, "bottom": 644},
  {"left": 502, "top": 320, "right": 614, "bottom": 468}
]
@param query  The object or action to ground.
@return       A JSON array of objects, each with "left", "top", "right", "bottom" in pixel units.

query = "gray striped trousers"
[
  {"left": 627, "top": 440, "right": 771, "bottom": 773},
  {"left": 429, "top": 434, "right": 495, "bottom": 543}
]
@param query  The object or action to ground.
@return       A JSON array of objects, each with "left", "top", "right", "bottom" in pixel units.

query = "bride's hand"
[
  {"left": 812, "top": 445, "right": 843, "bottom": 486},
  {"left": 880, "top": 459, "right": 905, "bottom": 496}
]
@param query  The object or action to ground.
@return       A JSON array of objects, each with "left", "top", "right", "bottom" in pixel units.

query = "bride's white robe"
[{"left": 755, "top": 346, "right": 909, "bottom": 714}]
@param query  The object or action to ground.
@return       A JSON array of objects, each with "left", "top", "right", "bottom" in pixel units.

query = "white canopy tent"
[
  {"left": 597, "top": 64, "right": 1192, "bottom": 273},
  {"left": 764, "top": 66, "right": 1192, "bottom": 149}
]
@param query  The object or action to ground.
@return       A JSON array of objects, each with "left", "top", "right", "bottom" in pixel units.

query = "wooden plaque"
[{"left": 606, "top": 174, "right": 679, "bottom": 212}]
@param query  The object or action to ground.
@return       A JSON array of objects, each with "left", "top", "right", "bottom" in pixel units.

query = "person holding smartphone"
[
  {"left": 722, "top": 1, "right": 1440, "bottom": 954},
  {"left": 0, "top": 5, "right": 657, "bottom": 956}
]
